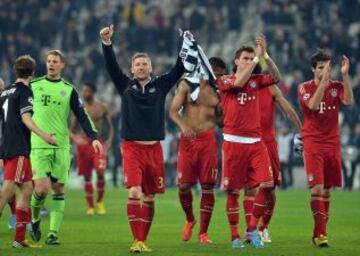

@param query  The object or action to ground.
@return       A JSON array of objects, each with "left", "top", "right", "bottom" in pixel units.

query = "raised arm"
[
  {"left": 102, "top": 103, "right": 114, "bottom": 152},
  {"left": 233, "top": 46, "right": 261, "bottom": 88},
  {"left": 258, "top": 34, "right": 281, "bottom": 83},
  {"left": 158, "top": 56, "right": 185, "bottom": 94},
  {"left": 340, "top": 55, "right": 354, "bottom": 106},
  {"left": 271, "top": 85, "right": 302, "bottom": 134},
  {"left": 169, "top": 80, "right": 195, "bottom": 138},
  {"left": 308, "top": 62, "right": 330, "bottom": 110},
  {"left": 100, "top": 25, "right": 130, "bottom": 95}
]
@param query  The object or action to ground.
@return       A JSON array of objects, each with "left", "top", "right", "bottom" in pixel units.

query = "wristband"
[
  {"left": 264, "top": 52, "right": 270, "bottom": 60},
  {"left": 252, "top": 56, "right": 259, "bottom": 64}
]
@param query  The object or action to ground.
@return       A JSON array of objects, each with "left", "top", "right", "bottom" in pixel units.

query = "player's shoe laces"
[
  {"left": 244, "top": 231, "right": 251, "bottom": 243},
  {"left": 138, "top": 241, "right": 152, "bottom": 252},
  {"left": 96, "top": 202, "right": 106, "bottom": 215},
  {"left": 12, "top": 239, "right": 42, "bottom": 248},
  {"left": 312, "top": 234, "right": 329, "bottom": 248},
  {"left": 182, "top": 220, "right": 196, "bottom": 241},
  {"left": 129, "top": 240, "right": 141, "bottom": 253},
  {"left": 231, "top": 238, "right": 245, "bottom": 249},
  {"left": 259, "top": 228, "right": 272, "bottom": 243},
  {"left": 8, "top": 214, "right": 16, "bottom": 230},
  {"left": 248, "top": 230, "right": 264, "bottom": 248},
  {"left": 87, "top": 208, "right": 95, "bottom": 215},
  {"left": 29, "top": 220, "right": 41, "bottom": 242},
  {"left": 199, "top": 233, "right": 213, "bottom": 244},
  {"left": 45, "top": 232, "right": 60, "bottom": 245}
]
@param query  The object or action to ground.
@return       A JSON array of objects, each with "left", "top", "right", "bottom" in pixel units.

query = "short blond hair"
[
  {"left": 131, "top": 52, "right": 151, "bottom": 65},
  {"left": 46, "top": 49, "right": 65, "bottom": 63}
]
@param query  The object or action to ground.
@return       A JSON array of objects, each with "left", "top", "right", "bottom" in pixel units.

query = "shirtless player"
[
  {"left": 71, "top": 82, "right": 113, "bottom": 215},
  {"left": 170, "top": 75, "right": 223, "bottom": 244}
]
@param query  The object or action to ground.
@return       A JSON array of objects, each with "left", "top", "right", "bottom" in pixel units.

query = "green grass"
[{"left": 1, "top": 188, "right": 360, "bottom": 256}]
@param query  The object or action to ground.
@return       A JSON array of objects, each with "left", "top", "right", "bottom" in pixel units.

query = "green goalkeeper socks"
[
  {"left": 49, "top": 193, "right": 65, "bottom": 233},
  {"left": 31, "top": 192, "right": 46, "bottom": 222}
]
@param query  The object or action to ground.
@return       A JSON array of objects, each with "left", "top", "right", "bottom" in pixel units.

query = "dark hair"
[
  {"left": 310, "top": 49, "right": 331, "bottom": 69},
  {"left": 209, "top": 57, "right": 227, "bottom": 70},
  {"left": 233, "top": 46, "right": 255, "bottom": 73},
  {"left": 47, "top": 49, "right": 65, "bottom": 63},
  {"left": 13, "top": 55, "right": 36, "bottom": 79},
  {"left": 83, "top": 81, "right": 97, "bottom": 92}
]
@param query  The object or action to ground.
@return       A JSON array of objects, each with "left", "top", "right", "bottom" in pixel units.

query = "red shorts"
[
  {"left": 304, "top": 147, "right": 341, "bottom": 188},
  {"left": 265, "top": 140, "right": 281, "bottom": 186},
  {"left": 221, "top": 140, "right": 273, "bottom": 191},
  {"left": 177, "top": 129, "right": 218, "bottom": 185},
  {"left": 77, "top": 139, "right": 107, "bottom": 176},
  {"left": 121, "top": 141, "right": 165, "bottom": 195},
  {"left": 3, "top": 156, "right": 32, "bottom": 184}
]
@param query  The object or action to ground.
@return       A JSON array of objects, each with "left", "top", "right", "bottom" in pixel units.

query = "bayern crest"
[
  {"left": 330, "top": 89, "right": 338, "bottom": 97},
  {"left": 249, "top": 80, "right": 257, "bottom": 88}
]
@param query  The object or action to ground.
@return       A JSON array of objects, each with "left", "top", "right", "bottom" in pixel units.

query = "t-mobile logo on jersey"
[
  {"left": 237, "top": 92, "right": 256, "bottom": 105},
  {"left": 318, "top": 102, "right": 336, "bottom": 114},
  {"left": 41, "top": 95, "right": 51, "bottom": 106}
]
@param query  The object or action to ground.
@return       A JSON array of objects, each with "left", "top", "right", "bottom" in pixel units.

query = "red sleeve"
[
  {"left": 297, "top": 83, "right": 310, "bottom": 109},
  {"left": 217, "top": 75, "right": 239, "bottom": 92},
  {"left": 257, "top": 74, "right": 275, "bottom": 89}
]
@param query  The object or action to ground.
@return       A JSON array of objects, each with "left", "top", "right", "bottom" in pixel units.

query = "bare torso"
[
  {"left": 182, "top": 81, "right": 220, "bottom": 134},
  {"left": 79, "top": 100, "right": 106, "bottom": 138}
]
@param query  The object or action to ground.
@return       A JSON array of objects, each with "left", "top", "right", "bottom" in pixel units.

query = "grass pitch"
[{"left": 0, "top": 188, "right": 359, "bottom": 256}]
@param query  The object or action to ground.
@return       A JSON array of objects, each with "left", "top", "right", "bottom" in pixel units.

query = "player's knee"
[
  {"left": 310, "top": 185, "right": 324, "bottom": 195},
  {"left": 52, "top": 183, "right": 65, "bottom": 194},
  {"left": 128, "top": 186, "right": 141, "bottom": 199},
  {"left": 97, "top": 173, "right": 105, "bottom": 180},
  {"left": 244, "top": 188, "right": 257, "bottom": 197},
  {"left": 143, "top": 194, "right": 155, "bottom": 202},
  {"left": 178, "top": 183, "right": 192, "bottom": 192},
  {"left": 200, "top": 183, "right": 214, "bottom": 191},
  {"left": 84, "top": 175, "right": 92, "bottom": 182}
]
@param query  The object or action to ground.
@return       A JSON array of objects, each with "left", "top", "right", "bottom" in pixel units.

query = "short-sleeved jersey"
[
  {"left": 31, "top": 76, "right": 97, "bottom": 149},
  {"left": 218, "top": 74, "right": 275, "bottom": 138},
  {"left": 298, "top": 80, "right": 344, "bottom": 149},
  {"left": 259, "top": 87, "right": 276, "bottom": 143},
  {"left": 0, "top": 82, "right": 33, "bottom": 158}
]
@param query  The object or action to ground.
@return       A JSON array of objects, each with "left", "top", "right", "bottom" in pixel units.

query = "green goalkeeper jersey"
[{"left": 31, "top": 76, "right": 97, "bottom": 148}]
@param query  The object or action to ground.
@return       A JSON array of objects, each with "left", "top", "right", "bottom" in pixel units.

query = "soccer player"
[
  {"left": 0, "top": 55, "right": 57, "bottom": 248},
  {"left": 100, "top": 25, "right": 185, "bottom": 252},
  {"left": 29, "top": 50, "right": 103, "bottom": 245},
  {"left": 218, "top": 34, "right": 281, "bottom": 249},
  {"left": 71, "top": 82, "right": 113, "bottom": 215},
  {"left": 244, "top": 80, "right": 302, "bottom": 243},
  {"left": 297, "top": 50, "right": 354, "bottom": 247},
  {"left": 0, "top": 78, "right": 17, "bottom": 230},
  {"left": 170, "top": 75, "right": 223, "bottom": 243}
]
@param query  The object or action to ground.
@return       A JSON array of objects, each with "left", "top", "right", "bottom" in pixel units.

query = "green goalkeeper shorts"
[{"left": 31, "top": 147, "right": 71, "bottom": 184}]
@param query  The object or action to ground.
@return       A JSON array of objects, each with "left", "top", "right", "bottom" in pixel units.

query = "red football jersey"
[
  {"left": 259, "top": 87, "right": 276, "bottom": 143},
  {"left": 298, "top": 80, "right": 344, "bottom": 149},
  {"left": 218, "top": 74, "right": 275, "bottom": 138}
]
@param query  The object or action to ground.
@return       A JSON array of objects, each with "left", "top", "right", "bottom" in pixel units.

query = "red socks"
[
  {"left": 311, "top": 194, "right": 327, "bottom": 237},
  {"left": 14, "top": 207, "right": 31, "bottom": 243},
  {"left": 141, "top": 200, "right": 154, "bottom": 241},
  {"left": 127, "top": 198, "right": 142, "bottom": 241},
  {"left": 248, "top": 187, "right": 271, "bottom": 231},
  {"left": 227, "top": 191, "right": 240, "bottom": 241},
  {"left": 84, "top": 181, "right": 94, "bottom": 208},
  {"left": 97, "top": 180, "right": 106, "bottom": 203},
  {"left": 179, "top": 190, "right": 195, "bottom": 222},
  {"left": 243, "top": 196, "right": 254, "bottom": 228},
  {"left": 200, "top": 188, "right": 215, "bottom": 235},
  {"left": 259, "top": 192, "right": 276, "bottom": 231}
]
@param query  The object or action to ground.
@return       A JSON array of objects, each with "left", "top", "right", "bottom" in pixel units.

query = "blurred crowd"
[{"left": 0, "top": 0, "right": 359, "bottom": 189}]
